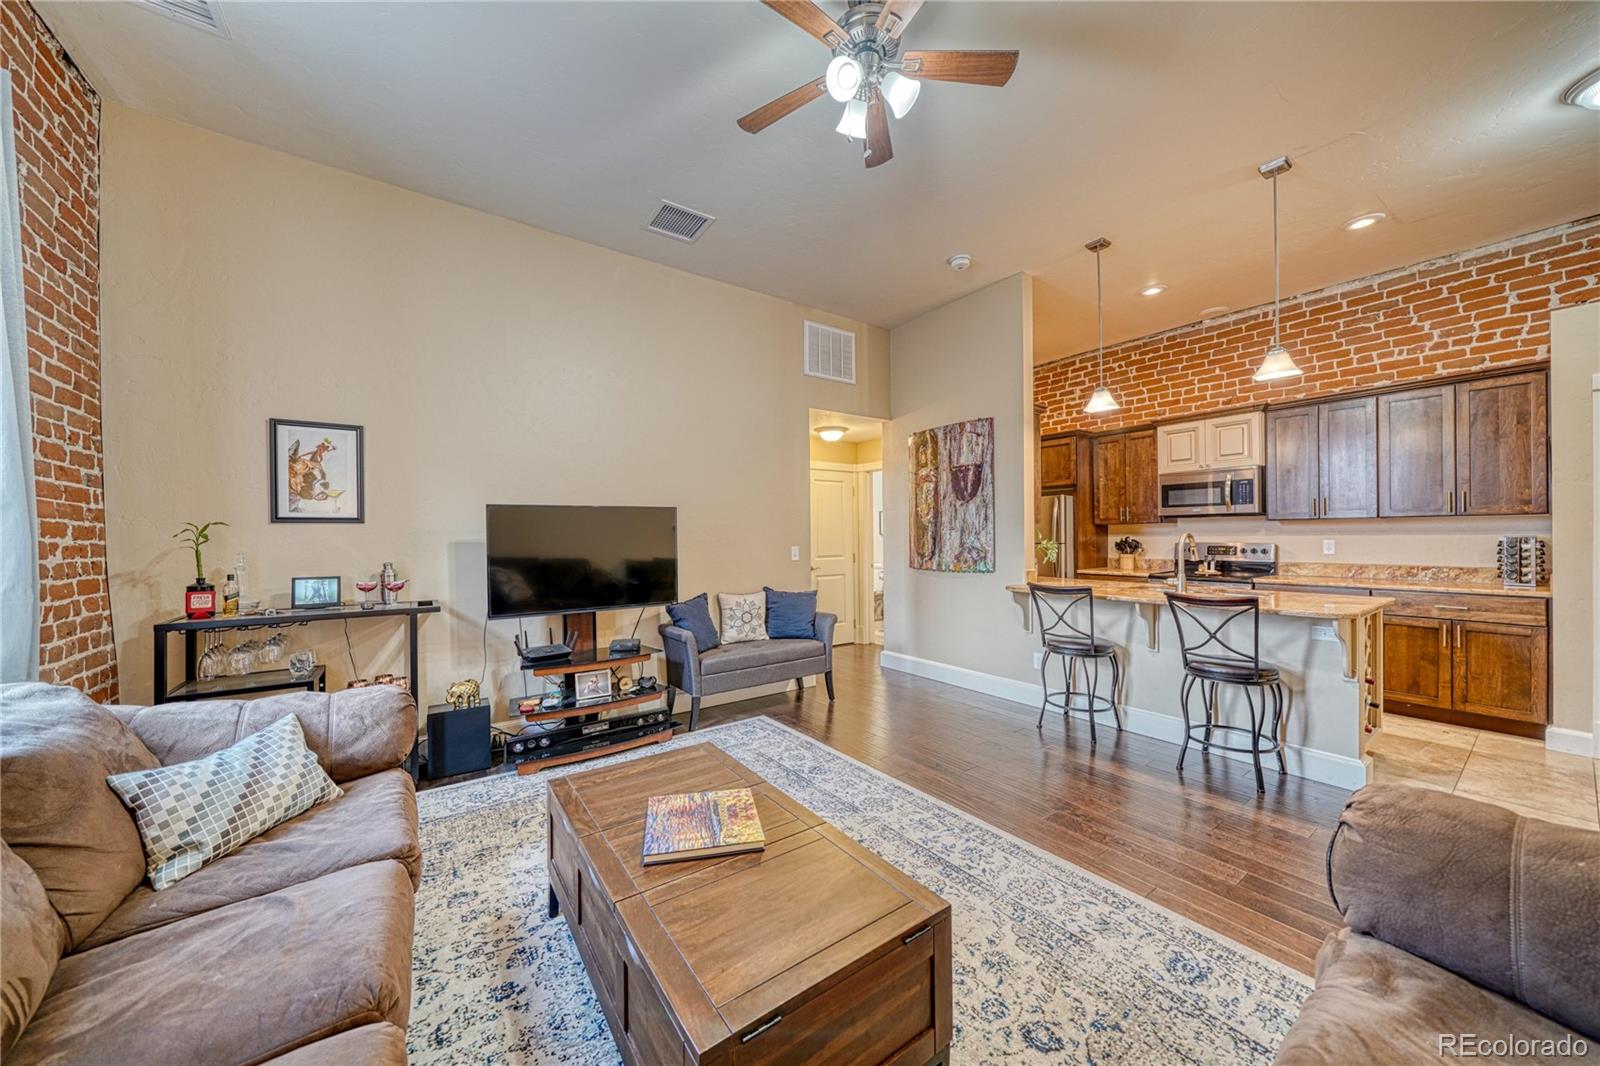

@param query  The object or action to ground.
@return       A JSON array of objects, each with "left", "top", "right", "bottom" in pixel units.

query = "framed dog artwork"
[{"left": 269, "top": 418, "right": 365, "bottom": 523}]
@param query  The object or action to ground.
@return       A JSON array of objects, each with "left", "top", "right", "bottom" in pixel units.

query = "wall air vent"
[
  {"left": 804, "top": 321, "right": 856, "bottom": 384},
  {"left": 131, "top": 0, "right": 229, "bottom": 37},
  {"left": 644, "top": 200, "right": 715, "bottom": 243}
]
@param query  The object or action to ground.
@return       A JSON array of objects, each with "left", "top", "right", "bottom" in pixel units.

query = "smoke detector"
[{"left": 946, "top": 254, "right": 973, "bottom": 271}]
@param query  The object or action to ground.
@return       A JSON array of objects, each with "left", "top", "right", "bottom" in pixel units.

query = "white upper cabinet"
[{"left": 1157, "top": 412, "right": 1265, "bottom": 473}]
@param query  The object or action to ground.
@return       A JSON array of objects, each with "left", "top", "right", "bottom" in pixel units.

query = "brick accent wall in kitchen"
[
  {"left": 1037, "top": 217, "right": 1600, "bottom": 435},
  {"left": 1, "top": 3, "right": 117, "bottom": 700}
]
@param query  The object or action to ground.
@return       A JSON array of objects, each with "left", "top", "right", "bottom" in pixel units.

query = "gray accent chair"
[{"left": 659, "top": 613, "right": 836, "bottom": 730}]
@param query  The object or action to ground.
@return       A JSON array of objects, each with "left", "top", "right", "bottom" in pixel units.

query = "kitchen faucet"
[{"left": 1174, "top": 532, "right": 1198, "bottom": 593}]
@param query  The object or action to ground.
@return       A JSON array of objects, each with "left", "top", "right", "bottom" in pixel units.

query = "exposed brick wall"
[
  {"left": 1037, "top": 217, "right": 1600, "bottom": 435},
  {"left": 1, "top": 2, "right": 115, "bottom": 700}
]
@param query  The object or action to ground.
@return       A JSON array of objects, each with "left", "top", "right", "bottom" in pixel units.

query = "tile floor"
[{"left": 1368, "top": 714, "right": 1600, "bottom": 829}]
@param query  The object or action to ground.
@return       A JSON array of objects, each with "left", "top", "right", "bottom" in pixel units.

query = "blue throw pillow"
[
  {"left": 764, "top": 587, "right": 817, "bottom": 639},
  {"left": 666, "top": 594, "right": 720, "bottom": 650}
]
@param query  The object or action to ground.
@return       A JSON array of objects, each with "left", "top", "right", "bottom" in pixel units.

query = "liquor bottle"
[{"left": 222, "top": 573, "right": 240, "bottom": 616}]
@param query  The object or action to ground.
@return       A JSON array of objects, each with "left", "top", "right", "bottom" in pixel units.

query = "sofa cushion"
[
  {"left": 667, "top": 593, "right": 720, "bottom": 651},
  {"left": 1274, "top": 929, "right": 1592, "bottom": 1064},
  {"left": 700, "top": 638, "right": 825, "bottom": 676},
  {"left": 764, "top": 587, "right": 817, "bottom": 639},
  {"left": 79, "top": 769, "right": 420, "bottom": 950},
  {"left": 107, "top": 714, "right": 343, "bottom": 891},
  {"left": 0, "top": 683, "right": 159, "bottom": 947},
  {"left": 262, "top": 1023, "right": 408, "bottom": 1065},
  {"left": 112, "top": 686, "right": 418, "bottom": 785},
  {"left": 8, "top": 860, "right": 414, "bottom": 1066},
  {"left": 1, "top": 842, "right": 68, "bottom": 1052}
]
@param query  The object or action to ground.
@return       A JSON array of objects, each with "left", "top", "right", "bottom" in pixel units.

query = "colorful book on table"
[{"left": 641, "top": 788, "right": 766, "bottom": 865}]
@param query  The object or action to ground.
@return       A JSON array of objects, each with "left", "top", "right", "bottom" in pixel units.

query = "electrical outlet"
[
  {"left": 1032, "top": 652, "right": 1043, "bottom": 669},
  {"left": 790, "top": 546, "right": 800, "bottom": 561},
  {"left": 1311, "top": 624, "right": 1339, "bottom": 643},
  {"left": 1322, "top": 539, "right": 1336, "bottom": 556}
]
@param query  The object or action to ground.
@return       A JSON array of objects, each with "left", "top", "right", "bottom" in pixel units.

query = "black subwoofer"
[{"left": 424, "top": 702, "right": 491, "bottom": 780}]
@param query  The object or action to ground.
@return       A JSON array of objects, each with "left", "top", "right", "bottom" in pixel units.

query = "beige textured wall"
[
  {"left": 99, "top": 104, "right": 888, "bottom": 713},
  {"left": 1549, "top": 302, "right": 1599, "bottom": 740},
  {"left": 883, "top": 273, "right": 1037, "bottom": 685}
]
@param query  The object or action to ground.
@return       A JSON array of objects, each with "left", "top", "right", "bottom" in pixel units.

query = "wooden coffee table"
[{"left": 546, "top": 743, "right": 952, "bottom": 1066}]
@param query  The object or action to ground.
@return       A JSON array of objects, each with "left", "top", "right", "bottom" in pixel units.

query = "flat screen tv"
[{"left": 485, "top": 505, "right": 678, "bottom": 618}]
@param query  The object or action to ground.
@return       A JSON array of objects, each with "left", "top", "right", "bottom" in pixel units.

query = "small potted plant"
[
  {"left": 174, "top": 520, "right": 227, "bottom": 619},
  {"left": 1114, "top": 535, "right": 1143, "bottom": 572},
  {"left": 1032, "top": 537, "right": 1059, "bottom": 581}
]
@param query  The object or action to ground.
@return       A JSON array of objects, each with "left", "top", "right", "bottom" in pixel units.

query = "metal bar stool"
[
  {"left": 1164, "top": 592, "right": 1287, "bottom": 792},
  {"left": 1028, "top": 583, "right": 1122, "bottom": 744}
]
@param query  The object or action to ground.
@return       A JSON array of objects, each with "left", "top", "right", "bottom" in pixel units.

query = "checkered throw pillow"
[{"left": 106, "top": 714, "right": 342, "bottom": 891}]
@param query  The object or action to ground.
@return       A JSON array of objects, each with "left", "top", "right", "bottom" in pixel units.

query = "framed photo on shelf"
[
  {"left": 269, "top": 418, "right": 364, "bottom": 523},
  {"left": 574, "top": 670, "right": 613, "bottom": 705}
]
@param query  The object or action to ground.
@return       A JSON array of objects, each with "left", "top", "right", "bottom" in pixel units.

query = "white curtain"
[{"left": 1, "top": 77, "right": 39, "bottom": 683}]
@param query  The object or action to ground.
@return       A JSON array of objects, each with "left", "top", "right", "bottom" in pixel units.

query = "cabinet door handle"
[
  {"left": 1323, "top": 496, "right": 1329, "bottom": 516},
  {"left": 1435, "top": 605, "right": 1469, "bottom": 611},
  {"left": 1440, "top": 625, "right": 1448, "bottom": 649},
  {"left": 1311, "top": 497, "right": 1318, "bottom": 518},
  {"left": 1447, "top": 490, "right": 1454, "bottom": 513},
  {"left": 741, "top": 1016, "right": 783, "bottom": 1044},
  {"left": 1463, "top": 487, "right": 1469, "bottom": 512}
]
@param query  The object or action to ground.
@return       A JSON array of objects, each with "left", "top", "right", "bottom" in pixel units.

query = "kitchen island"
[{"left": 1006, "top": 577, "right": 1393, "bottom": 789}]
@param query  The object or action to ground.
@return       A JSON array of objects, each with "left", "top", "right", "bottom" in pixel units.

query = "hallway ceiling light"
[
  {"left": 1082, "top": 237, "right": 1122, "bottom": 415},
  {"left": 816, "top": 425, "right": 848, "bottom": 442},
  {"left": 1563, "top": 68, "right": 1600, "bottom": 110},
  {"left": 1253, "top": 156, "right": 1304, "bottom": 384},
  {"left": 1140, "top": 284, "right": 1167, "bottom": 297},
  {"left": 1343, "top": 212, "right": 1387, "bottom": 231}
]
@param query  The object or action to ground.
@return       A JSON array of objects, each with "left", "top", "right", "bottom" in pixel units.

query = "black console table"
[{"left": 151, "top": 602, "right": 440, "bottom": 704}]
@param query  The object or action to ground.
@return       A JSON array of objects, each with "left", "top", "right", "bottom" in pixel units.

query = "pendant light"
[
  {"left": 1253, "top": 155, "right": 1303, "bottom": 383},
  {"left": 1082, "top": 237, "right": 1121, "bottom": 414}
]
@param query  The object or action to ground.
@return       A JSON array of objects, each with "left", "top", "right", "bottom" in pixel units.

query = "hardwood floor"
[{"left": 429, "top": 643, "right": 1354, "bottom": 973}]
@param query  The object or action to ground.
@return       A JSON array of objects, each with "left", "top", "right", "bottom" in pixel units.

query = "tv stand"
[{"left": 563, "top": 611, "right": 597, "bottom": 656}]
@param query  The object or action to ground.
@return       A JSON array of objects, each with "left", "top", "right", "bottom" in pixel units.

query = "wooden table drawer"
[{"left": 1381, "top": 590, "right": 1546, "bottom": 625}]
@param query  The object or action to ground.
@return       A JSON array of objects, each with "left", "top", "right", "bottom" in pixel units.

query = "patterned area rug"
[{"left": 409, "top": 717, "right": 1310, "bottom": 1064}]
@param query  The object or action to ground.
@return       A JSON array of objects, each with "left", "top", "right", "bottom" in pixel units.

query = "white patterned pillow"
[
  {"left": 106, "top": 714, "right": 342, "bottom": 891},
  {"left": 718, "top": 591, "right": 768, "bottom": 644}
]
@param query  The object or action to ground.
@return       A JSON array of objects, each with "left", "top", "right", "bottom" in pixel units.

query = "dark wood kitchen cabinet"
[
  {"left": 1381, "top": 616, "right": 1453, "bottom": 710},
  {"left": 1376, "top": 370, "right": 1548, "bottom": 518},
  {"left": 1040, "top": 432, "right": 1077, "bottom": 491},
  {"left": 1377, "top": 384, "right": 1456, "bottom": 516},
  {"left": 1092, "top": 429, "right": 1157, "bottom": 525},
  {"left": 1455, "top": 371, "right": 1548, "bottom": 516},
  {"left": 1266, "top": 397, "right": 1377, "bottom": 519},
  {"left": 1452, "top": 621, "right": 1548, "bottom": 724}
]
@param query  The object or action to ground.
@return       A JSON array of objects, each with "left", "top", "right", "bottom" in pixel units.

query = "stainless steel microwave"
[{"left": 1158, "top": 466, "right": 1265, "bottom": 518}]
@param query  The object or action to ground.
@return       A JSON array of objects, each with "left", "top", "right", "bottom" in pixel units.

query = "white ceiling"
[{"left": 40, "top": 1, "right": 1600, "bottom": 363}]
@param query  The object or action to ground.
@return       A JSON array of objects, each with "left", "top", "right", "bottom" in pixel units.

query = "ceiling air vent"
[
  {"left": 131, "top": 0, "right": 229, "bottom": 37},
  {"left": 644, "top": 200, "right": 715, "bottom": 243},
  {"left": 804, "top": 321, "right": 856, "bottom": 384}
]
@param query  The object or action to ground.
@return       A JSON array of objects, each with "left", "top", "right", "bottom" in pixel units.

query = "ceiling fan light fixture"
[
  {"left": 835, "top": 98, "right": 868, "bottom": 139},
  {"left": 825, "top": 55, "right": 863, "bottom": 102},
  {"left": 1083, "top": 385, "right": 1121, "bottom": 415},
  {"left": 816, "top": 425, "right": 848, "bottom": 442},
  {"left": 881, "top": 70, "right": 921, "bottom": 119}
]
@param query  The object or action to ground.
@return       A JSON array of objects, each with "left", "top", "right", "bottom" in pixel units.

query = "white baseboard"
[
  {"left": 1546, "top": 726, "right": 1599, "bottom": 759},
  {"left": 879, "top": 651, "right": 1370, "bottom": 790}
]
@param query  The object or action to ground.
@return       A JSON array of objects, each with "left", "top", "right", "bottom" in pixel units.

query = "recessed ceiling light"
[
  {"left": 1563, "top": 68, "right": 1600, "bottom": 110},
  {"left": 947, "top": 254, "right": 972, "bottom": 271},
  {"left": 1140, "top": 284, "right": 1167, "bottom": 297},
  {"left": 1199, "top": 305, "right": 1230, "bottom": 318},
  {"left": 1344, "top": 212, "right": 1387, "bottom": 231},
  {"left": 815, "top": 425, "right": 848, "bottom": 442}
]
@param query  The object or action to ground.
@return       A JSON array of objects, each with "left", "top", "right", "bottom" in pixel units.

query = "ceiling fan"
[{"left": 737, "top": 0, "right": 1019, "bottom": 168}]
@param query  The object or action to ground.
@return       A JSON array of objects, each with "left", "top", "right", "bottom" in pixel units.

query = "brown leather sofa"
[
  {"left": 1276, "top": 784, "right": 1600, "bottom": 1064},
  {"left": 1, "top": 682, "right": 421, "bottom": 1065}
]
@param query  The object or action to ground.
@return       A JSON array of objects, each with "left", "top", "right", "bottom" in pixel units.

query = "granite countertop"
[
  {"left": 1252, "top": 572, "right": 1552, "bottom": 600},
  {"left": 1008, "top": 577, "right": 1395, "bottom": 620}
]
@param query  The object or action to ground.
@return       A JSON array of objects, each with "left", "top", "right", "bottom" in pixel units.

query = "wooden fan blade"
[
  {"left": 737, "top": 77, "right": 828, "bottom": 134},
  {"left": 761, "top": 1, "right": 846, "bottom": 47},
  {"left": 875, "top": 0, "right": 925, "bottom": 39},
  {"left": 865, "top": 95, "right": 893, "bottom": 168},
  {"left": 899, "top": 49, "right": 1019, "bottom": 86}
]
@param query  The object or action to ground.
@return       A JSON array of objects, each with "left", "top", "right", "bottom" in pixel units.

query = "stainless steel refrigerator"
[{"left": 1037, "top": 491, "right": 1075, "bottom": 578}]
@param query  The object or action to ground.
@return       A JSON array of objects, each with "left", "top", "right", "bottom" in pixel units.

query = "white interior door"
[{"left": 809, "top": 466, "right": 857, "bottom": 645}]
